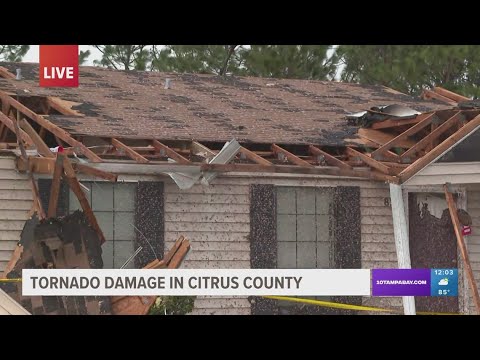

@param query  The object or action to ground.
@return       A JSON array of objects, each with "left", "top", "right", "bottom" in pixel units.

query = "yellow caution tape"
[
  {"left": 263, "top": 296, "right": 459, "bottom": 315},
  {"left": 0, "top": 279, "right": 459, "bottom": 315}
]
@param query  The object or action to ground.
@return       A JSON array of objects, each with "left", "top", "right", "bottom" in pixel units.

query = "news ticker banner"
[{"left": 21, "top": 268, "right": 458, "bottom": 297}]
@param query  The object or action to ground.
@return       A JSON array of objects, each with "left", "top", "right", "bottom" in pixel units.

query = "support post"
[
  {"left": 444, "top": 184, "right": 480, "bottom": 314},
  {"left": 389, "top": 183, "right": 416, "bottom": 315},
  {"left": 47, "top": 153, "right": 65, "bottom": 218}
]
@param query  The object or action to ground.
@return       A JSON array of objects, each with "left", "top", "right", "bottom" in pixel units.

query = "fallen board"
[{"left": 110, "top": 236, "right": 191, "bottom": 315}]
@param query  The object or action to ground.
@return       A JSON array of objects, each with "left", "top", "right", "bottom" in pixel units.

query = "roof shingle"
[{"left": 0, "top": 62, "right": 446, "bottom": 146}]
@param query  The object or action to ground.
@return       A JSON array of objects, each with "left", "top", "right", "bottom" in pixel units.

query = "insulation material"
[{"left": 0, "top": 211, "right": 111, "bottom": 315}]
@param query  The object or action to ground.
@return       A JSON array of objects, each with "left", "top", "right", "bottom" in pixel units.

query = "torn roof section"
[
  {"left": 2, "top": 62, "right": 479, "bottom": 185},
  {"left": 0, "top": 62, "right": 446, "bottom": 146},
  {"left": 437, "top": 127, "right": 480, "bottom": 163}
]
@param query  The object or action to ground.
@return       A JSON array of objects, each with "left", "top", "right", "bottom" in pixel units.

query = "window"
[
  {"left": 69, "top": 182, "right": 137, "bottom": 269},
  {"left": 276, "top": 187, "right": 334, "bottom": 313},
  {"left": 276, "top": 187, "right": 334, "bottom": 269}
]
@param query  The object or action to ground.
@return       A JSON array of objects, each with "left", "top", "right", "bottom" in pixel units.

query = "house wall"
[
  {"left": 466, "top": 185, "right": 480, "bottom": 315},
  {"left": 0, "top": 156, "right": 32, "bottom": 273},
  {"left": 401, "top": 182, "right": 480, "bottom": 315},
  {"left": 164, "top": 180, "right": 251, "bottom": 315},
  {"left": 162, "top": 174, "right": 400, "bottom": 315},
  {"left": 404, "top": 162, "right": 480, "bottom": 186},
  {"left": 0, "top": 159, "right": 405, "bottom": 315}
]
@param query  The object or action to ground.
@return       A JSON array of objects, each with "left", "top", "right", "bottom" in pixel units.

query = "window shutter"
[
  {"left": 134, "top": 182, "right": 164, "bottom": 268},
  {"left": 333, "top": 186, "right": 362, "bottom": 311},
  {"left": 37, "top": 178, "right": 70, "bottom": 217},
  {"left": 249, "top": 184, "right": 277, "bottom": 315}
]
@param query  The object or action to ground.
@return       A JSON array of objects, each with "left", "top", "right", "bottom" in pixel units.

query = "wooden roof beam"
[
  {"left": 444, "top": 184, "right": 480, "bottom": 314},
  {"left": 152, "top": 139, "right": 191, "bottom": 164},
  {"left": 47, "top": 153, "right": 65, "bottom": 218},
  {"left": 399, "top": 114, "right": 480, "bottom": 183},
  {"left": 200, "top": 163, "right": 399, "bottom": 183},
  {"left": 19, "top": 119, "right": 115, "bottom": 181},
  {"left": 371, "top": 113, "right": 437, "bottom": 159},
  {"left": 238, "top": 147, "right": 272, "bottom": 165},
  {"left": 17, "top": 156, "right": 117, "bottom": 182},
  {"left": 191, "top": 141, "right": 216, "bottom": 159},
  {"left": 358, "top": 128, "right": 416, "bottom": 148},
  {"left": 111, "top": 138, "right": 149, "bottom": 163},
  {"left": 345, "top": 147, "right": 395, "bottom": 175},
  {"left": 433, "top": 87, "right": 470, "bottom": 103},
  {"left": 0, "top": 66, "right": 15, "bottom": 79},
  {"left": 75, "top": 163, "right": 118, "bottom": 182},
  {"left": 309, "top": 145, "right": 352, "bottom": 170},
  {"left": 0, "top": 112, "right": 33, "bottom": 146},
  {"left": 422, "top": 89, "right": 457, "bottom": 105},
  {"left": 63, "top": 157, "right": 106, "bottom": 244},
  {"left": 19, "top": 118, "right": 55, "bottom": 158},
  {"left": 46, "top": 97, "right": 83, "bottom": 116},
  {"left": 271, "top": 144, "right": 313, "bottom": 167},
  {"left": 400, "top": 111, "right": 463, "bottom": 160},
  {"left": 370, "top": 112, "right": 434, "bottom": 130},
  {"left": 0, "top": 90, "right": 102, "bottom": 162}
]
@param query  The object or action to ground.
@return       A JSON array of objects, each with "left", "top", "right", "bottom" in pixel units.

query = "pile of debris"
[
  {"left": 1, "top": 211, "right": 108, "bottom": 315},
  {"left": 0, "top": 211, "right": 191, "bottom": 315},
  {"left": 346, "top": 104, "right": 421, "bottom": 128}
]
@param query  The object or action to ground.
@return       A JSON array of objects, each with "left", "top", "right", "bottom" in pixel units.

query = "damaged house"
[{"left": 0, "top": 62, "right": 479, "bottom": 315}]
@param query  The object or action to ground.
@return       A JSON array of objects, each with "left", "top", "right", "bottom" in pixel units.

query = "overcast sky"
[{"left": 23, "top": 45, "right": 102, "bottom": 65}]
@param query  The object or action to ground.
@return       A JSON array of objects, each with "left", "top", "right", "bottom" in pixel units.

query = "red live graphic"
[{"left": 39, "top": 45, "right": 79, "bottom": 87}]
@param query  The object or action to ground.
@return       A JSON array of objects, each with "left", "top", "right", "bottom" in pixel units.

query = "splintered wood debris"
[{"left": 110, "top": 236, "right": 191, "bottom": 315}]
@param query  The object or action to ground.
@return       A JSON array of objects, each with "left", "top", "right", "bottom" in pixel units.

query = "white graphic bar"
[{"left": 22, "top": 269, "right": 371, "bottom": 296}]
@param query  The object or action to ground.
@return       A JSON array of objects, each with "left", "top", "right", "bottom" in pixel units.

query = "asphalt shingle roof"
[{"left": 0, "top": 62, "right": 446, "bottom": 146}]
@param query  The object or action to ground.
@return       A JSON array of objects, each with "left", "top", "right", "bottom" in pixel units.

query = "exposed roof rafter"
[
  {"left": 239, "top": 146, "right": 272, "bottom": 165},
  {"left": 0, "top": 81, "right": 478, "bottom": 186},
  {"left": 152, "top": 139, "right": 191, "bottom": 164},
  {"left": 0, "top": 90, "right": 102, "bottom": 162},
  {"left": 371, "top": 113, "right": 437, "bottom": 158},
  {"left": 111, "top": 138, "right": 149, "bottom": 163},
  {"left": 272, "top": 144, "right": 313, "bottom": 167},
  {"left": 309, "top": 145, "right": 352, "bottom": 170},
  {"left": 345, "top": 147, "right": 395, "bottom": 175}
]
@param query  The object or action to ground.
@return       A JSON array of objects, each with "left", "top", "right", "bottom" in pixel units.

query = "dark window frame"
[{"left": 250, "top": 184, "right": 362, "bottom": 315}]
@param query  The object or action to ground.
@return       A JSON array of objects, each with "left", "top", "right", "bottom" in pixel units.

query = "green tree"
[
  {"left": 241, "top": 45, "right": 336, "bottom": 80},
  {"left": 0, "top": 45, "right": 30, "bottom": 61},
  {"left": 420, "top": 46, "right": 480, "bottom": 97},
  {"left": 150, "top": 45, "right": 243, "bottom": 75},
  {"left": 335, "top": 45, "right": 480, "bottom": 97},
  {"left": 93, "top": 45, "right": 150, "bottom": 70},
  {"left": 79, "top": 49, "right": 90, "bottom": 65}
]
